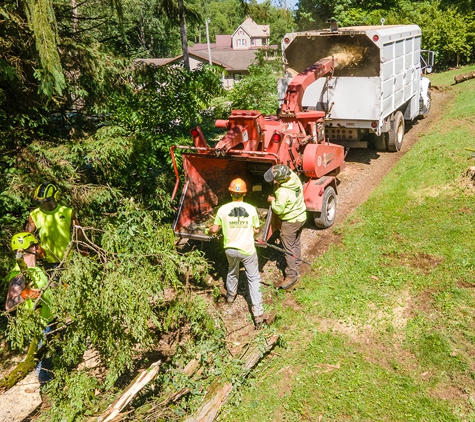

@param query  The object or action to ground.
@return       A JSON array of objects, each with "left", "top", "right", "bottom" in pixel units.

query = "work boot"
[
  {"left": 280, "top": 276, "right": 299, "bottom": 290},
  {"left": 226, "top": 295, "right": 236, "bottom": 304},
  {"left": 254, "top": 312, "right": 276, "bottom": 330}
]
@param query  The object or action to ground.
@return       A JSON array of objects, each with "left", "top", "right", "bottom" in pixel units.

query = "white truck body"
[{"left": 278, "top": 24, "right": 432, "bottom": 150}]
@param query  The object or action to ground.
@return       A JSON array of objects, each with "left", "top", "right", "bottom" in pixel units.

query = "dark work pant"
[{"left": 280, "top": 220, "right": 305, "bottom": 279}]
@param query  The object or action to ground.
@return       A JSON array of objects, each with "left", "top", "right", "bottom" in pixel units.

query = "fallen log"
[
  {"left": 454, "top": 71, "right": 475, "bottom": 84},
  {"left": 184, "top": 334, "right": 279, "bottom": 422},
  {"left": 0, "top": 339, "right": 40, "bottom": 393},
  {"left": 97, "top": 360, "right": 161, "bottom": 422}
]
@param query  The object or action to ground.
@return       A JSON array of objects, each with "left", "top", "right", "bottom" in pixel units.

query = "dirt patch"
[
  {"left": 382, "top": 252, "right": 444, "bottom": 275},
  {"left": 460, "top": 166, "right": 475, "bottom": 191},
  {"left": 430, "top": 382, "right": 467, "bottom": 401}
]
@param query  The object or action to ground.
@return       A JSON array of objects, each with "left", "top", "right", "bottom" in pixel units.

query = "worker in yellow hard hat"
[
  {"left": 5, "top": 232, "right": 51, "bottom": 317},
  {"left": 208, "top": 178, "right": 271, "bottom": 329},
  {"left": 5, "top": 232, "right": 55, "bottom": 388}
]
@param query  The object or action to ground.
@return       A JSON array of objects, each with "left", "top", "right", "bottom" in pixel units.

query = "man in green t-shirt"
[
  {"left": 209, "top": 178, "right": 270, "bottom": 329},
  {"left": 26, "top": 182, "right": 82, "bottom": 270}
]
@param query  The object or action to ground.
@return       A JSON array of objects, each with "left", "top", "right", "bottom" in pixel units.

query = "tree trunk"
[
  {"left": 454, "top": 71, "right": 475, "bottom": 84},
  {"left": 71, "top": 0, "right": 78, "bottom": 33},
  {"left": 178, "top": 0, "right": 190, "bottom": 70},
  {"left": 99, "top": 360, "right": 162, "bottom": 422}
]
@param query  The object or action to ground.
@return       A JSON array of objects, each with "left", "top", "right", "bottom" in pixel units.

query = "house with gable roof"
[
  {"left": 135, "top": 17, "right": 276, "bottom": 89},
  {"left": 232, "top": 16, "right": 270, "bottom": 50}
]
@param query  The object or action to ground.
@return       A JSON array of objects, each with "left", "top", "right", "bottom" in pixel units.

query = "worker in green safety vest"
[{"left": 26, "top": 182, "right": 84, "bottom": 271}]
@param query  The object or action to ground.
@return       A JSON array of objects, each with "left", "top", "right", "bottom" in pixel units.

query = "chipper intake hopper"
[{"left": 170, "top": 57, "right": 346, "bottom": 241}]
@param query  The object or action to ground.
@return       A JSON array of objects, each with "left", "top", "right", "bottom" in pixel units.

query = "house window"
[
  {"left": 251, "top": 39, "right": 256, "bottom": 46},
  {"left": 237, "top": 39, "right": 246, "bottom": 47},
  {"left": 234, "top": 73, "right": 243, "bottom": 81}
]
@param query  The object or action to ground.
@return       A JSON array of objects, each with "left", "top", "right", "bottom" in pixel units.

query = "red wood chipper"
[{"left": 170, "top": 57, "right": 345, "bottom": 242}]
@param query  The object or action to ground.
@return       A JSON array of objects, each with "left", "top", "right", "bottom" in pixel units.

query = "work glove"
[{"left": 20, "top": 288, "right": 40, "bottom": 300}]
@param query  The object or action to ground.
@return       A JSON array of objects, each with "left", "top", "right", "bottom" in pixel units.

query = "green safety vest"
[{"left": 30, "top": 205, "right": 73, "bottom": 263}]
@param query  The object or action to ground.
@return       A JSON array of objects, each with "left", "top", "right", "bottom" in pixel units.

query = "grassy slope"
[{"left": 224, "top": 68, "right": 475, "bottom": 421}]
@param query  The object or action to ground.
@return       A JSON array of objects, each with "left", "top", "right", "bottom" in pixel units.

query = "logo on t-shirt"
[
  {"left": 59, "top": 215, "right": 65, "bottom": 220},
  {"left": 228, "top": 206, "right": 249, "bottom": 228},
  {"left": 228, "top": 206, "right": 249, "bottom": 218}
]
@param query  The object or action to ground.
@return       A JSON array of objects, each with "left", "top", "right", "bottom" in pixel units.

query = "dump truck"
[
  {"left": 278, "top": 22, "right": 434, "bottom": 151},
  {"left": 171, "top": 58, "right": 345, "bottom": 241}
]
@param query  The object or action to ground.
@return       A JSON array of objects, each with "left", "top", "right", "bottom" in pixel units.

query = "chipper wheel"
[{"left": 313, "top": 186, "right": 337, "bottom": 229}]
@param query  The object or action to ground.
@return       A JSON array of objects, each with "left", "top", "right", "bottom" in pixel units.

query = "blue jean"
[
  {"left": 37, "top": 356, "right": 53, "bottom": 387},
  {"left": 225, "top": 249, "right": 263, "bottom": 317},
  {"left": 36, "top": 325, "right": 53, "bottom": 387}
]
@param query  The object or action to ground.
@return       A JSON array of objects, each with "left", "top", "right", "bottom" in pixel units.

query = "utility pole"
[{"left": 205, "top": 18, "right": 212, "bottom": 65}]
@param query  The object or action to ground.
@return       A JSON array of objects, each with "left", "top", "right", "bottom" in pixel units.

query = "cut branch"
[
  {"left": 98, "top": 360, "right": 161, "bottom": 422},
  {"left": 184, "top": 334, "right": 279, "bottom": 422}
]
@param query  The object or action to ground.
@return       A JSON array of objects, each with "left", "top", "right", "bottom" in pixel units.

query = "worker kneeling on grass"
[
  {"left": 208, "top": 178, "right": 271, "bottom": 329},
  {"left": 5, "top": 232, "right": 55, "bottom": 389},
  {"left": 265, "top": 164, "right": 307, "bottom": 290}
]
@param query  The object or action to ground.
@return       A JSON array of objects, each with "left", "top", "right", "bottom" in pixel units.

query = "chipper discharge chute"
[{"left": 170, "top": 57, "right": 346, "bottom": 241}]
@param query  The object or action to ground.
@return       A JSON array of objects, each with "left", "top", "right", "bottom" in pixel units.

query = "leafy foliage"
[
  {"left": 385, "top": 0, "right": 474, "bottom": 67},
  {"left": 2, "top": 201, "right": 229, "bottom": 420},
  {"left": 294, "top": 0, "right": 475, "bottom": 68},
  {"left": 223, "top": 50, "right": 280, "bottom": 115},
  {"left": 24, "top": 0, "right": 66, "bottom": 96}
]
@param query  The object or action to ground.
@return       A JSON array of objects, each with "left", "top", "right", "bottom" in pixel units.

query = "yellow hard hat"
[{"left": 11, "top": 232, "right": 39, "bottom": 251}]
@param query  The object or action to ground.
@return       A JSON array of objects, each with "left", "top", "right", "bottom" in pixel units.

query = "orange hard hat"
[{"left": 228, "top": 178, "right": 247, "bottom": 193}]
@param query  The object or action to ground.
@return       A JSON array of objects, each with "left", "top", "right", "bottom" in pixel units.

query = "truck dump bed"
[{"left": 279, "top": 25, "right": 424, "bottom": 142}]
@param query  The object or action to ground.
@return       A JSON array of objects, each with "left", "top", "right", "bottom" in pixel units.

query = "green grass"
[{"left": 223, "top": 69, "right": 475, "bottom": 421}]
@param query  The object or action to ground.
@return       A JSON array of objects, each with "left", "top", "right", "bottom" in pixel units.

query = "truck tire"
[
  {"left": 388, "top": 111, "right": 405, "bottom": 152},
  {"left": 313, "top": 186, "right": 337, "bottom": 229}
]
